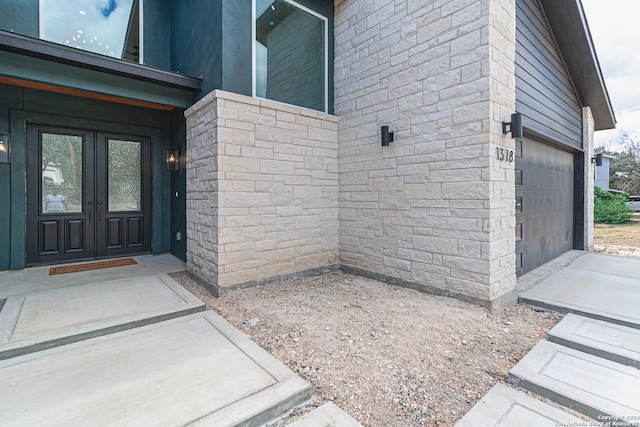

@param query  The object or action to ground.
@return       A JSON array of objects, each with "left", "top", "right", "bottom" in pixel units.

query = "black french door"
[{"left": 26, "top": 125, "right": 152, "bottom": 266}]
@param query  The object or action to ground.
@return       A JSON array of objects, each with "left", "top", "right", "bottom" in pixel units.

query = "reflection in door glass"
[
  {"left": 41, "top": 133, "right": 83, "bottom": 214},
  {"left": 108, "top": 139, "right": 141, "bottom": 212}
]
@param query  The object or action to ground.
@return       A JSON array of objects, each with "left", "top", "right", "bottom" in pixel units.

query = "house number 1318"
[{"left": 495, "top": 147, "right": 514, "bottom": 162}]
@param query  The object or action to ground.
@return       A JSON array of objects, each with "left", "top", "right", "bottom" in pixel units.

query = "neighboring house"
[
  {"left": 0, "top": 0, "right": 615, "bottom": 312},
  {"left": 595, "top": 154, "right": 615, "bottom": 191}
]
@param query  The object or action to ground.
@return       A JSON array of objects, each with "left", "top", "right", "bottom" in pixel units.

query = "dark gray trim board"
[
  {"left": 0, "top": 50, "right": 197, "bottom": 109},
  {"left": 523, "top": 127, "right": 584, "bottom": 153},
  {"left": 0, "top": 30, "right": 202, "bottom": 91}
]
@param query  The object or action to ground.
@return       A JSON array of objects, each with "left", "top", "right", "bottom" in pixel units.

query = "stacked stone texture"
[
  {"left": 583, "top": 107, "right": 595, "bottom": 252},
  {"left": 186, "top": 90, "right": 339, "bottom": 289},
  {"left": 334, "top": 0, "right": 517, "bottom": 310}
]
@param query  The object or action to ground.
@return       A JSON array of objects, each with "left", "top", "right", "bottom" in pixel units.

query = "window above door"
[
  {"left": 253, "top": 0, "right": 328, "bottom": 113},
  {"left": 39, "top": 0, "right": 142, "bottom": 63}
]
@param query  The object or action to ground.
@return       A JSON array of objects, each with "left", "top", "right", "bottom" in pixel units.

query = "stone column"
[
  {"left": 335, "top": 0, "right": 518, "bottom": 311},
  {"left": 185, "top": 90, "right": 339, "bottom": 295},
  {"left": 583, "top": 106, "right": 595, "bottom": 251}
]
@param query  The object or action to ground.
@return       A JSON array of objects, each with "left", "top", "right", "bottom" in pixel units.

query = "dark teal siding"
[
  {"left": 0, "top": 0, "right": 334, "bottom": 269},
  {"left": 0, "top": 85, "right": 23, "bottom": 270},
  {"left": 221, "top": 0, "right": 252, "bottom": 96},
  {"left": 0, "top": 0, "right": 334, "bottom": 110},
  {"left": 170, "top": 110, "right": 187, "bottom": 261},
  {"left": 0, "top": 0, "right": 38, "bottom": 37},
  {"left": 170, "top": 0, "right": 224, "bottom": 97},
  {"left": 143, "top": 0, "right": 172, "bottom": 70},
  {"left": 516, "top": 0, "right": 582, "bottom": 149}
]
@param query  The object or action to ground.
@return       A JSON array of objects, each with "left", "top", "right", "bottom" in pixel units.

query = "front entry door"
[{"left": 27, "top": 125, "right": 151, "bottom": 266}]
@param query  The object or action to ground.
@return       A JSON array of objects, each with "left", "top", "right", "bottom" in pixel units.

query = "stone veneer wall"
[
  {"left": 185, "top": 90, "right": 339, "bottom": 293},
  {"left": 583, "top": 106, "right": 595, "bottom": 252},
  {"left": 334, "top": 0, "right": 517, "bottom": 311}
]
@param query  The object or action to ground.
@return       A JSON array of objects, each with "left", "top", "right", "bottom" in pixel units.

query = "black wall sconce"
[
  {"left": 592, "top": 153, "right": 603, "bottom": 166},
  {"left": 0, "top": 133, "right": 9, "bottom": 163},
  {"left": 502, "top": 113, "right": 523, "bottom": 138},
  {"left": 381, "top": 126, "right": 394, "bottom": 147},
  {"left": 166, "top": 147, "right": 180, "bottom": 171}
]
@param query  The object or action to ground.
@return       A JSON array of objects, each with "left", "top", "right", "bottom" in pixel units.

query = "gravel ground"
[
  {"left": 173, "top": 271, "right": 561, "bottom": 427},
  {"left": 594, "top": 244, "right": 640, "bottom": 259}
]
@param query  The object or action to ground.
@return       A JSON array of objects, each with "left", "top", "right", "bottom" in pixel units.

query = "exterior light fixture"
[
  {"left": 592, "top": 153, "right": 603, "bottom": 166},
  {"left": 0, "top": 134, "right": 9, "bottom": 163},
  {"left": 166, "top": 147, "right": 180, "bottom": 171},
  {"left": 381, "top": 126, "right": 394, "bottom": 147},
  {"left": 502, "top": 113, "right": 523, "bottom": 138}
]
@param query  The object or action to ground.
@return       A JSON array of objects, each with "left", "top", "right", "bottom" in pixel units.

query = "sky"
[{"left": 581, "top": 0, "right": 640, "bottom": 150}]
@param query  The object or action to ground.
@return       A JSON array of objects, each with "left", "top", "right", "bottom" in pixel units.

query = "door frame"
[
  {"left": 26, "top": 125, "right": 153, "bottom": 266},
  {"left": 26, "top": 125, "right": 96, "bottom": 265},
  {"left": 10, "top": 110, "right": 168, "bottom": 269},
  {"left": 515, "top": 136, "right": 576, "bottom": 276},
  {"left": 95, "top": 132, "right": 152, "bottom": 258}
]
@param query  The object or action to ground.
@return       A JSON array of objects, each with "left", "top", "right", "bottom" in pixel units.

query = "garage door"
[{"left": 515, "top": 138, "right": 574, "bottom": 275}]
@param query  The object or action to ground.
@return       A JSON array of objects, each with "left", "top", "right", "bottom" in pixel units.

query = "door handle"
[
  {"left": 87, "top": 201, "right": 93, "bottom": 225},
  {"left": 98, "top": 209, "right": 103, "bottom": 222}
]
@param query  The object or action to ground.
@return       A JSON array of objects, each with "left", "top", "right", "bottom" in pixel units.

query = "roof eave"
[{"left": 0, "top": 29, "right": 202, "bottom": 92}]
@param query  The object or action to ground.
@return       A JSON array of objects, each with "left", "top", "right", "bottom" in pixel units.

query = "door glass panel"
[
  {"left": 108, "top": 139, "right": 141, "bottom": 212},
  {"left": 41, "top": 133, "right": 83, "bottom": 214},
  {"left": 515, "top": 196, "right": 523, "bottom": 213}
]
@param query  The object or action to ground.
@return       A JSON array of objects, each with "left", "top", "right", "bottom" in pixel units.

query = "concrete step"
[
  {"left": 548, "top": 314, "right": 640, "bottom": 369},
  {"left": 454, "top": 384, "right": 591, "bottom": 427},
  {"left": 0, "top": 273, "right": 205, "bottom": 359},
  {"left": 287, "top": 402, "right": 362, "bottom": 427},
  {"left": 0, "top": 310, "right": 312, "bottom": 427},
  {"left": 509, "top": 340, "right": 640, "bottom": 425}
]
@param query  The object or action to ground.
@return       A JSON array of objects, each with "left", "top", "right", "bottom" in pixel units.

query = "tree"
[
  {"left": 594, "top": 186, "right": 633, "bottom": 224},
  {"left": 595, "top": 131, "right": 640, "bottom": 195}
]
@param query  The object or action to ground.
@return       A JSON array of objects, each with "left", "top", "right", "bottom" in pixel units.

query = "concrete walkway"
[
  {"left": 458, "top": 313, "right": 640, "bottom": 426},
  {"left": 520, "top": 253, "right": 640, "bottom": 329},
  {"left": 454, "top": 383, "right": 588, "bottom": 427},
  {"left": 457, "top": 252, "right": 640, "bottom": 426},
  {"left": 0, "top": 273, "right": 204, "bottom": 359},
  {"left": 0, "top": 256, "right": 360, "bottom": 426},
  {"left": 0, "top": 311, "right": 312, "bottom": 427},
  {"left": 0, "top": 254, "right": 187, "bottom": 298}
]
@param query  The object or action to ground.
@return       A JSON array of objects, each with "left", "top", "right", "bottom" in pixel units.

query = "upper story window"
[
  {"left": 39, "top": 0, "right": 142, "bottom": 63},
  {"left": 253, "top": 0, "right": 328, "bottom": 113}
]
